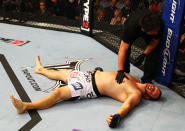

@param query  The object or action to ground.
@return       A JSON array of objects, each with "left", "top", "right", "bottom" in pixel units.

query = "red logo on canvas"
[
  {"left": 11, "top": 40, "right": 25, "bottom": 45},
  {"left": 0, "top": 37, "right": 30, "bottom": 46}
]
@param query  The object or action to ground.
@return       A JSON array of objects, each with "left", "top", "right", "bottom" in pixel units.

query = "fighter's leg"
[
  {"left": 10, "top": 86, "right": 71, "bottom": 114},
  {"left": 34, "top": 56, "right": 72, "bottom": 83}
]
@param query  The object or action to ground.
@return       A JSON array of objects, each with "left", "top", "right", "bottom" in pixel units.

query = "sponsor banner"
[
  {"left": 162, "top": 0, "right": 184, "bottom": 27},
  {"left": 80, "top": 0, "right": 94, "bottom": 36},
  {"left": 156, "top": 29, "right": 179, "bottom": 83},
  {"left": 155, "top": 0, "right": 185, "bottom": 85},
  {"left": 0, "top": 36, "right": 30, "bottom": 46}
]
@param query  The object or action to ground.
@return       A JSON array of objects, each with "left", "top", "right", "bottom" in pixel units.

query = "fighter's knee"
[{"left": 52, "top": 88, "right": 62, "bottom": 100}]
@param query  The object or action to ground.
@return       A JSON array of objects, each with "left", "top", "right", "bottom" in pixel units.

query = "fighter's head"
[{"left": 143, "top": 83, "right": 161, "bottom": 100}]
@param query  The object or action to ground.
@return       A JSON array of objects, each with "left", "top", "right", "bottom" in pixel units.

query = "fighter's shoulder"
[{"left": 128, "top": 90, "right": 142, "bottom": 105}]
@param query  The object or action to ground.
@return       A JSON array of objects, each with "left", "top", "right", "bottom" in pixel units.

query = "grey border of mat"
[{"left": 0, "top": 54, "right": 42, "bottom": 131}]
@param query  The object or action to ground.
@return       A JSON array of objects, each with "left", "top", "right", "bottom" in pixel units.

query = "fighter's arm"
[
  {"left": 106, "top": 94, "right": 141, "bottom": 128},
  {"left": 116, "top": 93, "right": 141, "bottom": 117}
]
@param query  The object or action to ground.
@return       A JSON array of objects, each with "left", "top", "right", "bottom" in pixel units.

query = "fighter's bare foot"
[
  {"left": 34, "top": 56, "right": 44, "bottom": 74},
  {"left": 10, "top": 94, "right": 26, "bottom": 114}
]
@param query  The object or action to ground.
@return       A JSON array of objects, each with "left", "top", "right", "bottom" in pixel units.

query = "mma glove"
[
  {"left": 109, "top": 114, "right": 121, "bottom": 128},
  {"left": 116, "top": 70, "right": 127, "bottom": 84},
  {"left": 134, "top": 53, "right": 146, "bottom": 66}
]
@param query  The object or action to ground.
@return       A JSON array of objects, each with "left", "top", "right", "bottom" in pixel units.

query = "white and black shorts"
[{"left": 67, "top": 70, "right": 101, "bottom": 100}]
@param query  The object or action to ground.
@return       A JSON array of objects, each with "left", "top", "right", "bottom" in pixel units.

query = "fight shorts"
[{"left": 67, "top": 70, "right": 101, "bottom": 100}]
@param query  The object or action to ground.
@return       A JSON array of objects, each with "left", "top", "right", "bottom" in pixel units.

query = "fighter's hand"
[
  {"left": 106, "top": 114, "right": 113, "bottom": 126},
  {"left": 134, "top": 53, "right": 146, "bottom": 66},
  {"left": 116, "top": 70, "right": 126, "bottom": 84},
  {"left": 106, "top": 114, "right": 121, "bottom": 128}
]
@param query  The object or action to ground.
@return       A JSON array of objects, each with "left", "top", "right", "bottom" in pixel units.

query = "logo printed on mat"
[
  {"left": 42, "top": 59, "right": 88, "bottom": 93},
  {"left": 22, "top": 59, "right": 88, "bottom": 93},
  {"left": 0, "top": 37, "right": 30, "bottom": 46}
]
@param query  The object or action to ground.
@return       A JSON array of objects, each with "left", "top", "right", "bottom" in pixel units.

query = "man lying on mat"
[{"left": 10, "top": 56, "right": 161, "bottom": 128}]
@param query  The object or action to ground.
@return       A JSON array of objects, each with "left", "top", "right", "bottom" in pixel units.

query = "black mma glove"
[
  {"left": 95, "top": 67, "right": 103, "bottom": 71},
  {"left": 134, "top": 53, "right": 146, "bottom": 66},
  {"left": 109, "top": 114, "right": 121, "bottom": 128},
  {"left": 116, "top": 70, "right": 127, "bottom": 84}
]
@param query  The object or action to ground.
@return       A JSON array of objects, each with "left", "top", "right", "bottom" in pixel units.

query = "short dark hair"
[
  {"left": 151, "top": 90, "right": 162, "bottom": 101},
  {"left": 140, "top": 12, "right": 162, "bottom": 32},
  {"left": 144, "top": 90, "right": 162, "bottom": 101}
]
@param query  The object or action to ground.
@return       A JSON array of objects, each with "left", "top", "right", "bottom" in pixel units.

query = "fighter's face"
[{"left": 145, "top": 83, "right": 161, "bottom": 100}]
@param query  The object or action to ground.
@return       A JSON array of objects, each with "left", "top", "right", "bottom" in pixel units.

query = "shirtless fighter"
[{"left": 10, "top": 56, "right": 161, "bottom": 128}]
